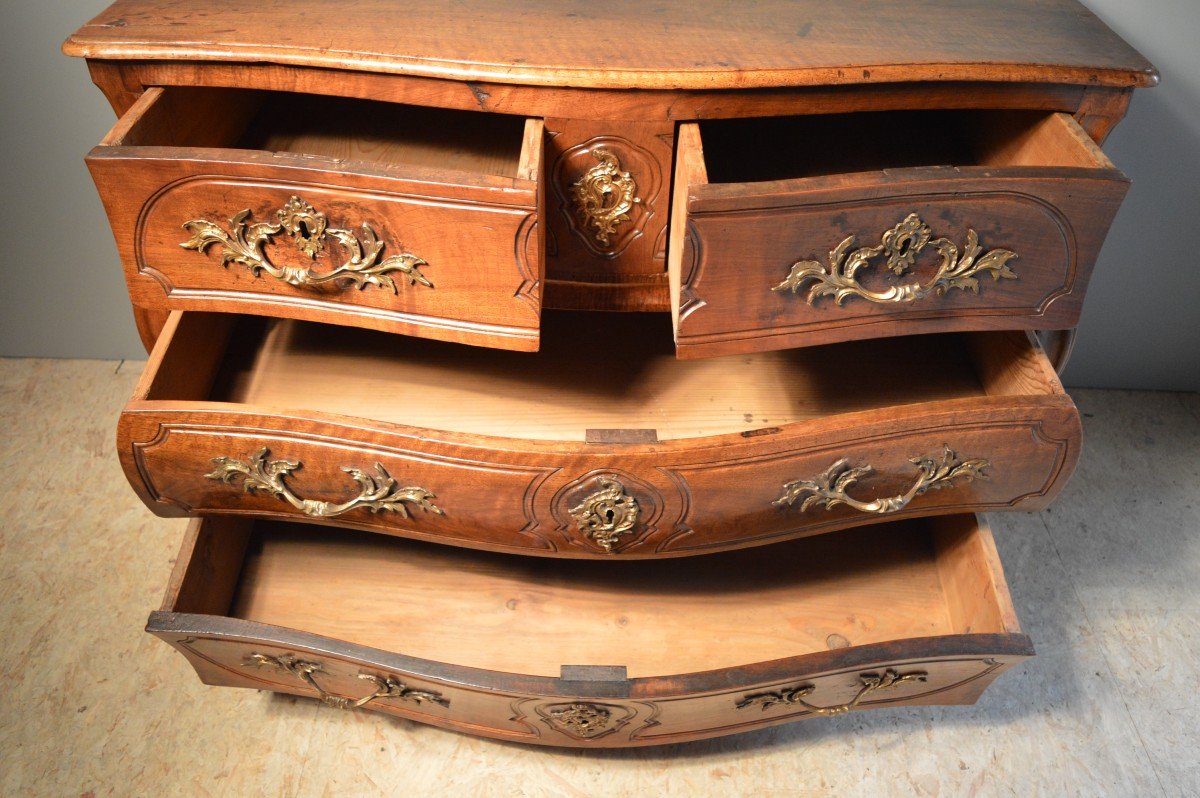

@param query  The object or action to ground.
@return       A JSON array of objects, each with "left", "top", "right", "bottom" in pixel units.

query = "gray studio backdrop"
[{"left": 2, "top": 1, "right": 1196, "bottom": 390}]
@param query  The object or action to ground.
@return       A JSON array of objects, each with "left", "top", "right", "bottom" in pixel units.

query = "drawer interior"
[
  {"left": 101, "top": 86, "right": 534, "bottom": 179},
  {"left": 139, "top": 310, "right": 1065, "bottom": 442},
  {"left": 166, "top": 515, "right": 1020, "bottom": 678},
  {"left": 698, "top": 110, "right": 1114, "bottom": 184}
]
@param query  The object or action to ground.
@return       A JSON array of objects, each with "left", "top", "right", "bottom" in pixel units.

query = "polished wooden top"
[{"left": 64, "top": 0, "right": 1156, "bottom": 90}]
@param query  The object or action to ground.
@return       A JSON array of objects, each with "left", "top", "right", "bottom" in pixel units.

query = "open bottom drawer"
[{"left": 149, "top": 513, "right": 1032, "bottom": 747}]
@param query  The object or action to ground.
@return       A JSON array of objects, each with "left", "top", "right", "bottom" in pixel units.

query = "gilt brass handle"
[
  {"left": 737, "top": 669, "right": 928, "bottom": 716},
  {"left": 244, "top": 653, "right": 449, "bottom": 710},
  {"left": 182, "top": 195, "right": 431, "bottom": 293},
  {"left": 205, "top": 448, "right": 443, "bottom": 519},
  {"left": 773, "top": 213, "right": 1017, "bottom": 306},
  {"left": 774, "top": 445, "right": 989, "bottom": 515}
]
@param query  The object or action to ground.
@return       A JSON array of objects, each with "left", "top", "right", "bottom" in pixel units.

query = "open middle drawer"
[
  {"left": 87, "top": 87, "right": 544, "bottom": 351},
  {"left": 149, "top": 513, "right": 1032, "bottom": 747},
  {"left": 670, "top": 110, "right": 1129, "bottom": 358},
  {"left": 120, "top": 310, "right": 1080, "bottom": 558}
]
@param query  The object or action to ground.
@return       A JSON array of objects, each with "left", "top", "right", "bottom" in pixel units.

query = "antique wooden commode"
[{"left": 65, "top": 0, "right": 1155, "bottom": 746}]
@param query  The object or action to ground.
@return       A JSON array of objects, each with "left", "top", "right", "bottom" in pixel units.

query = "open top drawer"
[
  {"left": 670, "top": 110, "right": 1129, "bottom": 358},
  {"left": 87, "top": 87, "right": 544, "bottom": 351},
  {"left": 149, "top": 512, "right": 1031, "bottom": 747},
  {"left": 119, "top": 309, "right": 1080, "bottom": 558}
]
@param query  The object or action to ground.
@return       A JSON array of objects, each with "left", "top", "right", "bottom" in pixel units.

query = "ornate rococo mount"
[
  {"left": 243, "top": 652, "right": 449, "bottom": 710},
  {"left": 569, "top": 149, "right": 641, "bottom": 248},
  {"left": 535, "top": 701, "right": 636, "bottom": 741},
  {"left": 773, "top": 213, "right": 1018, "bottom": 306},
  {"left": 737, "top": 668, "right": 929, "bottom": 716},
  {"left": 567, "top": 476, "right": 642, "bottom": 553},
  {"left": 205, "top": 448, "right": 442, "bottom": 520},
  {"left": 182, "top": 195, "right": 431, "bottom": 293},
  {"left": 775, "top": 445, "right": 991, "bottom": 516}
]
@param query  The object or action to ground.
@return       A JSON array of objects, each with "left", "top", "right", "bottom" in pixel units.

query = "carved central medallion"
[
  {"left": 552, "top": 136, "right": 661, "bottom": 259},
  {"left": 568, "top": 477, "right": 640, "bottom": 553},
  {"left": 546, "top": 703, "right": 614, "bottom": 738},
  {"left": 552, "top": 470, "right": 662, "bottom": 554},
  {"left": 570, "top": 149, "right": 641, "bottom": 247},
  {"left": 534, "top": 701, "right": 638, "bottom": 741}
]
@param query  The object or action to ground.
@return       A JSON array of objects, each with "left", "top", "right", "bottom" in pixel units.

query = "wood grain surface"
[{"left": 64, "top": 0, "right": 1156, "bottom": 90}]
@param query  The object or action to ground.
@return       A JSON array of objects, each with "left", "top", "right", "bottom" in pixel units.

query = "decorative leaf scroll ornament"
[
  {"left": 774, "top": 445, "right": 990, "bottom": 516},
  {"left": 205, "top": 448, "right": 442, "bottom": 519},
  {"left": 243, "top": 653, "right": 449, "bottom": 710},
  {"left": 772, "top": 213, "right": 1017, "bottom": 306},
  {"left": 181, "top": 195, "right": 431, "bottom": 293},
  {"left": 570, "top": 149, "right": 641, "bottom": 247},
  {"left": 736, "top": 669, "right": 928, "bottom": 716}
]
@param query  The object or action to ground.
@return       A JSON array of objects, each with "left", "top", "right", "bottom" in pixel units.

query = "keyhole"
[
  {"left": 600, "top": 184, "right": 617, "bottom": 210},
  {"left": 298, "top": 220, "right": 311, "bottom": 239},
  {"left": 604, "top": 508, "right": 615, "bottom": 523},
  {"left": 897, "top": 238, "right": 911, "bottom": 256}
]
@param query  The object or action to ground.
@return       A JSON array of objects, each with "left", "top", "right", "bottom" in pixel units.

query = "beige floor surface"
[{"left": 0, "top": 357, "right": 1196, "bottom": 797}]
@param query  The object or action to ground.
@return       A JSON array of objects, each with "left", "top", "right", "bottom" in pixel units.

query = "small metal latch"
[
  {"left": 585, "top": 429, "right": 658, "bottom": 444},
  {"left": 560, "top": 665, "right": 629, "bottom": 682},
  {"left": 557, "top": 665, "right": 631, "bottom": 698}
]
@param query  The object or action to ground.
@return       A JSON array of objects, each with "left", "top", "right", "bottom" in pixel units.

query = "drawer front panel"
[
  {"left": 119, "top": 399, "right": 1079, "bottom": 558},
  {"left": 654, "top": 414, "right": 1077, "bottom": 555},
  {"left": 622, "top": 656, "right": 1014, "bottom": 745},
  {"left": 672, "top": 135, "right": 1128, "bottom": 359},
  {"left": 121, "top": 417, "right": 561, "bottom": 554},
  {"left": 162, "top": 634, "right": 545, "bottom": 743},
  {"left": 88, "top": 153, "right": 542, "bottom": 351},
  {"left": 150, "top": 617, "right": 1028, "bottom": 748}
]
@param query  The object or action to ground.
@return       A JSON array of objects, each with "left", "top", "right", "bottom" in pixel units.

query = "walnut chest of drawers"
[{"left": 66, "top": 0, "right": 1155, "bottom": 747}]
